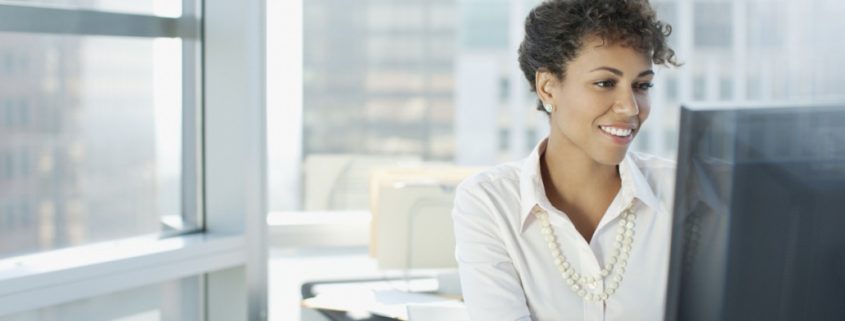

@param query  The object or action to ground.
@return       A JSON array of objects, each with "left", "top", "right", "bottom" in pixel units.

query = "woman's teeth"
[{"left": 600, "top": 126, "right": 632, "bottom": 137}]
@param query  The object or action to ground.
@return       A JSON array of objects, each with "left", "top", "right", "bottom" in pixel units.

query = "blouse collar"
[{"left": 518, "top": 137, "right": 661, "bottom": 232}]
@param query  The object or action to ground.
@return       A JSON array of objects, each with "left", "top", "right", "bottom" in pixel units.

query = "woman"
[{"left": 451, "top": 0, "right": 680, "bottom": 320}]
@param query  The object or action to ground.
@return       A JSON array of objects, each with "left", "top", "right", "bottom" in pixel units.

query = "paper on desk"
[
  {"left": 406, "top": 301, "right": 469, "bottom": 321},
  {"left": 302, "top": 288, "right": 455, "bottom": 321}
]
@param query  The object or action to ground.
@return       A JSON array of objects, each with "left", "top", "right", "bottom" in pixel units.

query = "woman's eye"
[
  {"left": 636, "top": 82, "right": 655, "bottom": 91},
  {"left": 595, "top": 80, "right": 616, "bottom": 88}
]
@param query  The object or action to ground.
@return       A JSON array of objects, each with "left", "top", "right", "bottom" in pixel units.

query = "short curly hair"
[{"left": 518, "top": 0, "right": 680, "bottom": 113}]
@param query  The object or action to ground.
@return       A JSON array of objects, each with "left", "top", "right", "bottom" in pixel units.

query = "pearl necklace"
[{"left": 536, "top": 203, "right": 637, "bottom": 302}]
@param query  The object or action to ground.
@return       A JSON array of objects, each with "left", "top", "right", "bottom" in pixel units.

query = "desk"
[{"left": 300, "top": 277, "right": 466, "bottom": 321}]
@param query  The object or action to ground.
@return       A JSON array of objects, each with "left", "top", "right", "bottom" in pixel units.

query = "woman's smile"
[{"left": 598, "top": 124, "right": 638, "bottom": 145}]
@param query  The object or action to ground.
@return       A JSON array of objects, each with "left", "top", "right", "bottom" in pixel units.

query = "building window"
[
  {"left": 694, "top": 2, "right": 732, "bottom": 49},
  {"left": 19, "top": 98, "right": 28, "bottom": 128},
  {"left": 3, "top": 151, "right": 13, "bottom": 181},
  {"left": 4, "top": 99, "right": 13, "bottom": 128},
  {"left": 719, "top": 77, "right": 733, "bottom": 101}
]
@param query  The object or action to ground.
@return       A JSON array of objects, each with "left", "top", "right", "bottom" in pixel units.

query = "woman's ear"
[{"left": 535, "top": 69, "right": 556, "bottom": 105}]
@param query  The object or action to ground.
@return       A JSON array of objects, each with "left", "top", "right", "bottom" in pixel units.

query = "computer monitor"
[{"left": 665, "top": 102, "right": 845, "bottom": 321}]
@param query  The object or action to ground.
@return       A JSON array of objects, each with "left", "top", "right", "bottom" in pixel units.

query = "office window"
[
  {"left": 0, "top": 1, "right": 181, "bottom": 17},
  {"left": 267, "top": 0, "right": 845, "bottom": 319},
  {"left": 1, "top": 0, "right": 266, "bottom": 320},
  {"left": 0, "top": 277, "right": 200, "bottom": 321},
  {"left": 275, "top": 0, "right": 845, "bottom": 212},
  {"left": 294, "top": 0, "right": 550, "bottom": 211},
  {"left": 301, "top": 0, "right": 453, "bottom": 210},
  {"left": 0, "top": 33, "right": 189, "bottom": 259}
]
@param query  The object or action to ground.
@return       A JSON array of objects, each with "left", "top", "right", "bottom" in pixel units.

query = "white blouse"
[{"left": 452, "top": 138, "right": 676, "bottom": 321}]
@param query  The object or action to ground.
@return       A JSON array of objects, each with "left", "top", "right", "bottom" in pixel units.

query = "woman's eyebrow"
[
  {"left": 638, "top": 70, "right": 656, "bottom": 77},
  {"left": 590, "top": 66, "right": 655, "bottom": 77}
]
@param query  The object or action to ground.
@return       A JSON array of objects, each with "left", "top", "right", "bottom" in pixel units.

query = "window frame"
[{"left": 0, "top": 0, "right": 268, "bottom": 320}]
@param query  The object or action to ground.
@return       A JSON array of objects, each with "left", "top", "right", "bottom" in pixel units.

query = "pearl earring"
[{"left": 543, "top": 103, "right": 554, "bottom": 113}]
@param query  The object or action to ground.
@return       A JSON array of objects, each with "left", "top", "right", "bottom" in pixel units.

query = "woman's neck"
[
  {"left": 541, "top": 134, "right": 621, "bottom": 241},
  {"left": 543, "top": 135, "right": 620, "bottom": 201}
]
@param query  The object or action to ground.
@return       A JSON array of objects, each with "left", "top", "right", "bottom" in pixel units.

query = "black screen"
[{"left": 665, "top": 104, "right": 845, "bottom": 321}]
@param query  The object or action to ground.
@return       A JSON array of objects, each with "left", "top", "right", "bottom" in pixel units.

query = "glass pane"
[
  {"left": 273, "top": 0, "right": 845, "bottom": 212},
  {"left": 693, "top": 2, "right": 732, "bottom": 48},
  {"left": 0, "top": 32, "right": 192, "bottom": 259},
  {"left": 0, "top": 276, "right": 200, "bottom": 321},
  {"left": 0, "top": 0, "right": 182, "bottom": 18},
  {"left": 297, "top": 0, "right": 540, "bottom": 212}
]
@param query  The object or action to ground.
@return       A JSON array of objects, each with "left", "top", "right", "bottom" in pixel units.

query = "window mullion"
[{"left": 0, "top": 4, "right": 198, "bottom": 38}]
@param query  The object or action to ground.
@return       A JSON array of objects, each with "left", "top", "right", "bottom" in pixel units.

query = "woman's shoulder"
[
  {"left": 456, "top": 161, "right": 522, "bottom": 198},
  {"left": 453, "top": 161, "right": 524, "bottom": 223},
  {"left": 627, "top": 151, "right": 677, "bottom": 208}
]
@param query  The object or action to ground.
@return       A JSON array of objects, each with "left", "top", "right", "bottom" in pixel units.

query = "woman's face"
[{"left": 539, "top": 37, "right": 654, "bottom": 165}]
